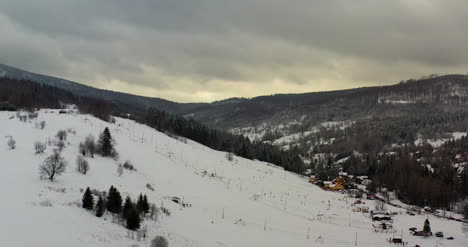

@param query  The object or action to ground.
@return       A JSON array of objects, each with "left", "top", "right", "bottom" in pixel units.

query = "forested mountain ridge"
[
  {"left": 0, "top": 64, "right": 204, "bottom": 114},
  {"left": 2, "top": 64, "right": 467, "bottom": 150},
  {"left": 179, "top": 74, "right": 468, "bottom": 129}
]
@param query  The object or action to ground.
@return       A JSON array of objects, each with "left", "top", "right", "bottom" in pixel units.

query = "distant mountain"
[
  {"left": 1, "top": 64, "right": 468, "bottom": 147},
  {"left": 183, "top": 75, "right": 468, "bottom": 130},
  {"left": 0, "top": 64, "right": 205, "bottom": 114}
]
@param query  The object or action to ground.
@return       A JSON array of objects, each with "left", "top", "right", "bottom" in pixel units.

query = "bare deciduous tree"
[
  {"left": 76, "top": 155, "right": 90, "bottom": 175},
  {"left": 40, "top": 150, "right": 67, "bottom": 181},
  {"left": 34, "top": 141, "right": 46, "bottom": 154},
  {"left": 84, "top": 135, "right": 96, "bottom": 158},
  {"left": 149, "top": 203, "right": 159, "bottom": 220}
]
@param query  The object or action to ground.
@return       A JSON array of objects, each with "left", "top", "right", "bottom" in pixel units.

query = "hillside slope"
[
  {"left": 1, "top": 110, "right": 467, "bottom": 247},
  {"left": 0, "top": 64, "right": 204, "bottom": 113}
]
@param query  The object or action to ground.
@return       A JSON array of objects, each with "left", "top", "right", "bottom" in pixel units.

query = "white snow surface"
[
  {"left": 1, "top": 110, "right": 467, "bottom": 247},
  {"left": 414, "top": 132, "right": 467, "bottom": 147}
]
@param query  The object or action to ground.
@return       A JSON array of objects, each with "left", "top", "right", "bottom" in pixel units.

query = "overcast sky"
[{"left": 1, "top": 0, "right": 467, "bottom": 102}]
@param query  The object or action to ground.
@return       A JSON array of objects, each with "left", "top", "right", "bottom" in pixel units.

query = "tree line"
[{"left": 131, "top": 108, "right": 305, "bottom": 173}]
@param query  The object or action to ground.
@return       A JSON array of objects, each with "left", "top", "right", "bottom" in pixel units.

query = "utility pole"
[{"left": 355, "top": 232, "right": 357, "bottom": 246}]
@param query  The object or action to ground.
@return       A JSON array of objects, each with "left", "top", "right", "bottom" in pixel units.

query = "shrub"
[
  {"left": 7, "top": 137, "right": 16, "bottom": 150},
  {"left": 123, "top": 160, "right": 135, "bottom": 171},
  {"left": 146, "top": 184, "right": 155, "bottom": 191},
  {"left": 76, "top": 155, "right": 90, "bottom": 175},
  {"left": 40, "top": 120, "right": 46, "bottom": 130},
  {"left": 161, "top": 207, "right": 171, "bottom": 216},
  {"left": 117, "top": 164, "right": 124, "bottom": 176},
  {"left": 56, "top": 130, "right": 67, "bottom": 141},
  {"left": 56, "top": 140, "right": 65, "bottom": 151},
  {"left": 34, "top": 141, "right": 46, "bottom": 154},
  {"left": 151, "top": 236, "right": 168, "bottom": 247}
]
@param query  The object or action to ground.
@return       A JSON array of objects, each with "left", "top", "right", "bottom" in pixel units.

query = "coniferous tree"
[
  {"left": 95, "top": 196, "right": 105, "bottom": 217},
  {"left": 106, "top": 186, "right": 122, "bottom": 214},
  {"left": 126, "top": 207, "right": 141, "bottom": 230},
  {"left": 98, "top": 127, "right": 113, "bottom": 157},
  {"left": 136, "top": 194, "right": 150, "bottom": 215},
  {"left": 142, "top": 194, "right": 150, "bottom": 214},
  {"left": 82, "top": 187, "right": 94, "bottom": 210},
  {"left": 122, "top": 196, "right": 133, "bottom": 220},
  {"left": 423, "top": 218, "right": 431, "bottom": 234},
  {"left": 136, "top": 194, "right": 144, "bottom": 214}
]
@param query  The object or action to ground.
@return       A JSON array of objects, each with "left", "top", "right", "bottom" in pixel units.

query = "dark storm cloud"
[{"left": 0, "top": 0, "right": 467, "bottom": 102}]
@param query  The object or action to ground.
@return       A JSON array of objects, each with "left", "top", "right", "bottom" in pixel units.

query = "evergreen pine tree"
[
  {"left": 122, "top": 196, "right": 133, "bottom": 220},
  {"left": 106, "top": 186, "right": 122, "bottom": 214},
  {"left": 98, "top": 127, "right": 113, "bottom": 156},
  {"left": 126, "top": 207, "right": 141, "bottom": 230},
  {"left": 423, "top": 218, "right": 431, "bottom": 233},
  {"left": 106, "top": 186, "right": 115, "bottom": 212},
  {"left": 82, "top": 187, "right": 94, "bottom": 210},
  {"left": 142, "top": 194, "right": 150, "bottom": 214},
  {"left": 136, "top": 194, "right": 144, "bottom": 214},
  {"left": 95, "top": 196, "right": 105, "bottom": 217}
]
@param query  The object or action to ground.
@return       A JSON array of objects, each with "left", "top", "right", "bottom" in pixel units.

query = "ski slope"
[{"left": 0, "top": 110, "right": 467, "bottom": 247}]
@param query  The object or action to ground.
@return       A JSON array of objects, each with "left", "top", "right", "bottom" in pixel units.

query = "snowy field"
[{"left": 1, "top": 110, "right": 467, "bottom": 247}]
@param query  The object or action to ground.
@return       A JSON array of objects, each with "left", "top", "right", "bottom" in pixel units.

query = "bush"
[
  {"left": 40, "top": 120, "right": 46, "bottom": 130},
  {"left": 28, "top": 111, "right": 38, "bottom": 119},
  {"left": 7, "top": 137, "right": 16, "bottom": 150},
  {"left": 226, "top": 152, "right": 233, "bottom": 161},
  {"left": 146, "top": 184, "right": 155, "bottom": 191},
  {"left": 76, "top": 155, "right": 90, "bottom": 175},
  {"left": 56, "top": 130, "right": 67, "bottom": 141},
  {"left": 56, "top": 140, "right": 65, "bottom": 151},
  {"left": 123, "top": 160, "right": 135, "bottom": 171},
  {"left": 151, "top": 236, "right": 168, "bottom": 247},
  {"left": 117, "top": 164, "right": 124, "bottom": 176},
  {"left": 34, "top": 141, "right": 46, "bottom": 154},
  {"left": 161, "top": 207, "right": 171, "bottom": 216}
]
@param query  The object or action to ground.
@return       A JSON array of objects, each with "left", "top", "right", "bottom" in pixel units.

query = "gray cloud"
[{"left": 0, "top": 0, "right": 467, "bottom": 102}]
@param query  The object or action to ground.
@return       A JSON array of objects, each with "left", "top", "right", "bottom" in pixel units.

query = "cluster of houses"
[
  {"left": 309, "top": 172, "right": 373, "bottom": 192},
  {"left": 308, "top": 172, "right": 350, "bottom": 191}
]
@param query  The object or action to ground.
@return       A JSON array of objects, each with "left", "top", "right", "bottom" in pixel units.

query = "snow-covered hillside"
[{"left": 1, "top": 110, "right": 467, "bottom": 247}]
